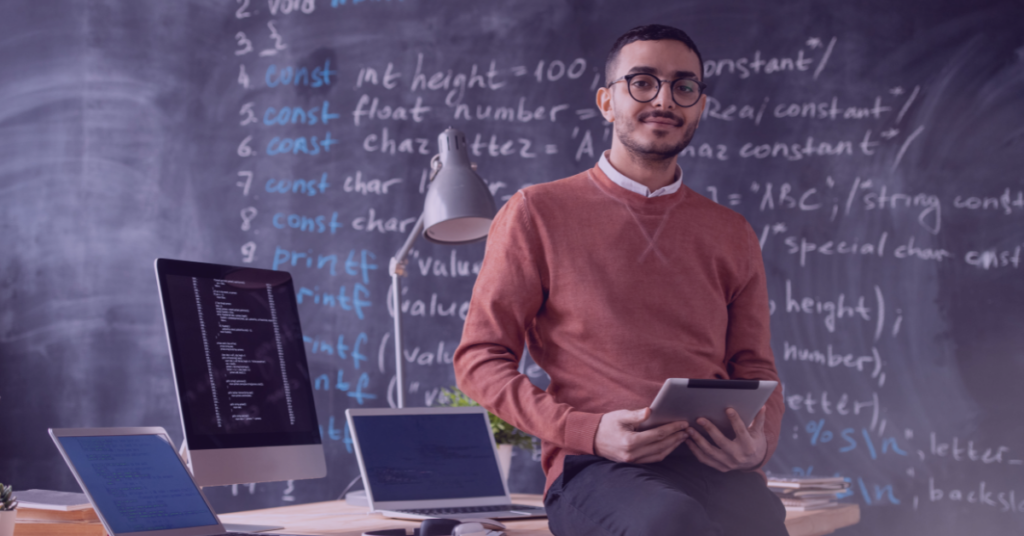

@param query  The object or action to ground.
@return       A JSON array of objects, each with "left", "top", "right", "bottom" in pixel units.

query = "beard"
[{"left": 616, "top": 110, "right": 697, "bottom": 161}]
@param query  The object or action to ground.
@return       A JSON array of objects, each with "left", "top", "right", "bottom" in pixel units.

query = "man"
[{"left": 453, "top": 24, "right": 786, "bottom": 535}]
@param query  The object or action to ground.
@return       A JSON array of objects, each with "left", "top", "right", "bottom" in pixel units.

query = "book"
[
  {"left": 767, "top": 475, "right": 847, "bottom": 485},
  {"left": 770, "top": 489, "right": 843, "bottom": 500},
  {"left": 14, "top": 519, "right": 107, "bottom": 536},
  {"left": 782, "top": 501, "right": 841, "bottom": 512},
  {"left": 14, "top": 490, "right": 91, "bottom": 512},
  {"left": 767, "top": 476, "right": 849, "bottom": 490},
  {"left": 779, "top": 496, "right": 842, "bottom": 511},
  {"left": 16, "top": 507, "right": 99, "bottom": 523},
  {"left": 791, "top": 489, "right": 848, "bottom": 498},
  {"left": 780, "top": 496, "right": 836, "bottom": 507}
]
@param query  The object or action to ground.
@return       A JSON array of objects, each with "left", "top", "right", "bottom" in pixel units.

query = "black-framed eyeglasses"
[{"left": 608, "top": 73, "right": 707, "bottom": 108}]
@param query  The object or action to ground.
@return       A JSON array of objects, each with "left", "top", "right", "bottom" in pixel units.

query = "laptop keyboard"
[{"left": 398, "top": 504, "right": 544, "bottom": 516}]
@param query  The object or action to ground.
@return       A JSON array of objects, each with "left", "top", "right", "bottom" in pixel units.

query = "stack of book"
[
  {"left": 13, "top": 490, "right": 105, "bottom": 535},
  {"left": 767, "top": 475, "right": 850, "bottom": 511}
]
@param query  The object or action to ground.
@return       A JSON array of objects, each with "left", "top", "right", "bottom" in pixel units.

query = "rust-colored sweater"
[{"left": 453, "top": 165, "right": 783, "bottom": 494}]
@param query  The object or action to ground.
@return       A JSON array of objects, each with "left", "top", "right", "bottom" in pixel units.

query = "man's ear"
[{"left": 596, "top": 87, "right": 614, "bottom": 123}]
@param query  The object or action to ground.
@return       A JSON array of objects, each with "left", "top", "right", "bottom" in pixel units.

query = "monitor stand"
[{"left": 178, "top": 441, "right": 284, "bottom": 533}]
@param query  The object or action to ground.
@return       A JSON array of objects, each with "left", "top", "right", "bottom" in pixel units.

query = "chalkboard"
[{"left": 1, "top": 0, "right": 1023, "bottom": 534}]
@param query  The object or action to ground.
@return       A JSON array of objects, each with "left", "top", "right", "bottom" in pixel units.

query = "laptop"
[
  {"left": 345, "top": 407, "right": 547, "bottom": 521},
  {"left": 48, "top": 427, "right": 300, "bottom": 536}
]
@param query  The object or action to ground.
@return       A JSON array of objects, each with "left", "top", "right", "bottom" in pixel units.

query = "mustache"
[{"left": 638, "top": 110, "right": 684, "bottom": 126}]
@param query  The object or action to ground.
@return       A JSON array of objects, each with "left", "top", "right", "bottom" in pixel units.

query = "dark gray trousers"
[{"left": 544, "top": 452, "right": 788, "bottom": 536}]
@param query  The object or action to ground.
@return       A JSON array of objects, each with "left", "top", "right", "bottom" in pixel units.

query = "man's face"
[{"left": 597, "top": 39, "right": 706, "bottom": 161}]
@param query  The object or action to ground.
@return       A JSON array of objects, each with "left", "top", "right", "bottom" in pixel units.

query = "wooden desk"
[{"left": 220, "top": 494, "right": 860, "bottom": 536}]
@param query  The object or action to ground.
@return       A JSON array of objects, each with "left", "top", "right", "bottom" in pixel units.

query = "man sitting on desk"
[{"left": 453, "top": 24, "right": 786, "bottom": 536}]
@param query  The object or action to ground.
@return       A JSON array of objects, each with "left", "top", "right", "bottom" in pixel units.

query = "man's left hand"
[{"left": 684, "top": 406, "right": 767, "bottom": 472}]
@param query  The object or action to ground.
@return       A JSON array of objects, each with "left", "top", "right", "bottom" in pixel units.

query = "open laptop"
[
  {"left": 345, "top": 407, "right": 546, "bottom": 521},
  {"left": 48, "top": 427, "right": 300, "bottom": 536}
]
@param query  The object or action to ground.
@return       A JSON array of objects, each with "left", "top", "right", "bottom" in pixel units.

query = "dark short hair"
[{"left": 605, "top": 24, "right": 704, "bottom": 85}]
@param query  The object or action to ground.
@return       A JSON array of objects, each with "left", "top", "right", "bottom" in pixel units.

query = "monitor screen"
[
  {"left": 352, "top": 414, "right": 506, "bottom": 502},
  {"left": 57, "top": 434, "right": 219, "bottom": 533},
  {"left": 156, "top": 259, "right": 320, "bottom": 450}
]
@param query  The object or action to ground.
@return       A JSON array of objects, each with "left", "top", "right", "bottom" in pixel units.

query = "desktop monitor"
[{"left": 154, "top": 258, "right": 326, "bottom": 487}]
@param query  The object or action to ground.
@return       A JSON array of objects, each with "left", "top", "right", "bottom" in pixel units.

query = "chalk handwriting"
[
  {"left": 929, "top": 433, "right": 1018, "bottom": 465},
  {"left": 408, "top": 248, "right": 482, "bottom": 278},
  {"left": 265, "top": 59, "right": 335, "bottom": 88},
  {"left": 702, "top": 39, "right": 835, "bottom": 79},
  {"left": 295, "top": 284, "right": 371, "bottom": 319},
  {"left": 929, "top": 479, "right": 1024, "bottom": 513},
  {"left": 781, "top": 341, "right": 885, "bottom": 387},
  {"left": 273, "top": 248, "right": 378, "bottom": 282},
  {"left": 305, "top": 331, "right": 369, "bottom": 369},
  {"left": 342, "top": 171, "right": 402, "bottom": 195},
  {"left": 265, "top": 173, "right": 330, "bottom": 196}
]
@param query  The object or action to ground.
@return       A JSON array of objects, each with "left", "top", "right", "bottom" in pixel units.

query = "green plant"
[
  {"left": 438, "top": 387, "right": 534, "bottom": 450},
  {"left": 0, "top": 483, "right": 16, "bottom": 511}
]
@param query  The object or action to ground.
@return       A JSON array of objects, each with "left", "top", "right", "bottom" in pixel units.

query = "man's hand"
[
  {"left": 593, "top": 408, "right": 688, "bottom": 464},
  {"left": 685, "top": 406, "right": 768, "bottom": 472}
]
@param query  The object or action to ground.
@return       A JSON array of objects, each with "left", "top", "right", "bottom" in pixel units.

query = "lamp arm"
[
  {"left": 388, "top": 153, "right": 446, "bottom": 408},
  {"left": 389, "top": 213, "right": 425, "bottom": 409},
  {"left": 390, "top": 213, "right": 425, "bottom": 277},
  {"left": 389, "top": 152, "right": 440, "bottom": 277}
]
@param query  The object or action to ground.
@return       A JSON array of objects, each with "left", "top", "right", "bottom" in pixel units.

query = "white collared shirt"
[{"left": 598, "top": 151, "right": 683, "bottom": 198}]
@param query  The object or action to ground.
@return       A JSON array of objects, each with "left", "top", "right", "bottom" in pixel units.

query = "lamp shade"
[{"left": 422, "top": 128, "right": 497, "bottom": 244}]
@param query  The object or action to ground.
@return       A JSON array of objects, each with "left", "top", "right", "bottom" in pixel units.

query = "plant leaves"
[{"left": 438, "top": 386, "right": 534, "bottom": 449}]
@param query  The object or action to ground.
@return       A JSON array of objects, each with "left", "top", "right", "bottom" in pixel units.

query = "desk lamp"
[{"left": 389, "top": 127, "right": 496, "bottom": 408}]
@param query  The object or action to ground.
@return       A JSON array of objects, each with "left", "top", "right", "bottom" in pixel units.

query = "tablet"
[{"left": 638, "top": 378, "right": 778, "bottom": 436}]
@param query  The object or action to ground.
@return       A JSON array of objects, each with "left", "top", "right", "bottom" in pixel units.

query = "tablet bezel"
[{"left": 638, "top": 378, "right": 778, "bottom": 435}]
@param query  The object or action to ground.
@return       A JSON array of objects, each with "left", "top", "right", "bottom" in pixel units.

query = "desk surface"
[{"left": 219, "top": 494, "right": 860, "bottom": 536}]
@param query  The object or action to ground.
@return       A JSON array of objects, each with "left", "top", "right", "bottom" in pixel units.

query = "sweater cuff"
[{"left": 564, "top": 411, "right": 603, "bottom": 454}]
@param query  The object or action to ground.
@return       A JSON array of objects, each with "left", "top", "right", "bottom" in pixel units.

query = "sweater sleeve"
[
  {"left": 453, "top": 191, "right": 602, "bottom": 454},
  {"left": 724, "top": 223, "right": 785, "bottom": 469}
]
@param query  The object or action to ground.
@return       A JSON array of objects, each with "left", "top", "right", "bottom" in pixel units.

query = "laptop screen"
[
  {"left": 351, "top": 413, "right": 506, "bottom": 502},
  {"left": 56, "top": 434, "right": 219, "bottom": 533}
]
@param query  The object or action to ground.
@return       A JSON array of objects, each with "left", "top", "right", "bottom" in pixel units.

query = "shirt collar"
[{"left": 598, "top": 151, "right": 683, "bottom": 198}]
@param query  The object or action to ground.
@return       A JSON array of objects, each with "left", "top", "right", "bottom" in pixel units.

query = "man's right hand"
[{"left": 593, "top": 408, "right": 689, "bottom": 464}]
